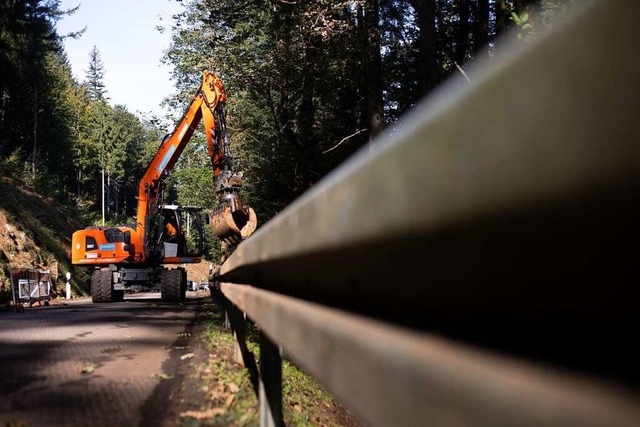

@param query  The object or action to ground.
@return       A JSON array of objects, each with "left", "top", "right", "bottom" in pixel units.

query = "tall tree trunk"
[
  {"left": 364, "top": 0, "right": 384, "bottom": 141},
  {"left": 123, "top": 183, "right": 127, "bottom": 218},
  {"left": 101, "top": 167, "right": 105, "bottom": 226},
  {"left": 115, "top": 181, "right": 119, "bottom": 219},
  {"left": 0, "top": 88, "right": 6, "bottom": 131},
  {"left": 474, "top": 0, "right": 490, "bottom": 57},
  {"left": 32, "top": 86, "right": 38, "bottom": 178},
  {"left": 271, "top": 6, "right": 297, "bottom": 150},
  {"left": 297, "top": 34, "right": 320, "bottom": 190},
  {"left": 494, "top": 0, "right": 508, "bottom": 36},
  {"left": 107, "top": 174, "right": 111, "bottom": 214},
  {"left": 455, "top": 0, "right": 470, "bottom": 66},
  {"left": 412, "top": 0, "right": 439, "bottom": 99}
]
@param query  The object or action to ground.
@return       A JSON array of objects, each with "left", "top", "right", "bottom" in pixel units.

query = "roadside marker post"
[{"left": 65, "top": 272, "right": 71, "bottom": 300}]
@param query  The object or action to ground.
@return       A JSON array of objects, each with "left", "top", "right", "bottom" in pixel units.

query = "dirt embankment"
[
  {"left": 181, "top": 261, "right": 215, "bottom": 284},
  {"left": 0, "top": 176, "right": 90, "bottom": 303}
]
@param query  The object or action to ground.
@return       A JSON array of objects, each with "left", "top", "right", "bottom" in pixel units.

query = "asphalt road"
[{"left": 0, "top": 292, "right": 205, "bottom": 427}]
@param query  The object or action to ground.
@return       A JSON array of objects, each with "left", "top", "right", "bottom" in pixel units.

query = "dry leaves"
[
  {"left": 180, "top": 408, "right": 226, "bottom": 420},
  {"left": 79, "top": 363, "right": 97, "bottom": 374},
  {"left": 151, "top": 372, "right": 174, "bottom": 380},
  {"left": 225, "top": 394, "right": 235, "bottom": 407}
]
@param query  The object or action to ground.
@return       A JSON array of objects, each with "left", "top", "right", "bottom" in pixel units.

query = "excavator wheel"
[
  {"left": 180, "top": 269, "right": 187, "bottom": 301},
  {"left": 91, "top": 269, "right": 114, "bottom": 303},
  {"left": 210, "top": 205, "right": 258, "bottom": 245},
  {"left": 160, "top": 269, "right": 184, "bottom": 302}
]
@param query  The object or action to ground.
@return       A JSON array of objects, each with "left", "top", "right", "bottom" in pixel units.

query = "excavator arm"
[{"left": 135, "top": 70, "right": 257, "bottom": 260}]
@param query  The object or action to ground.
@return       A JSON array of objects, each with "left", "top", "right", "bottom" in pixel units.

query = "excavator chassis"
[{"left": 91, "top": 264, "right": 187, "bottom": 303}]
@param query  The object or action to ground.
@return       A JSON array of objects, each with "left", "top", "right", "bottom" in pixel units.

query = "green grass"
[{"left": 181, "top": 305, "right": 359, "bottom": 427}]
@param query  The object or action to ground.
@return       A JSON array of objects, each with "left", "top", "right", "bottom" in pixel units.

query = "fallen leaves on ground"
[
  {"left": 225, "top": 394, "right": 235, "bottom": 407},
  {"left": 79, "top": 363, "right": 97, "bottom": 374},
  {"left": 211, "top": 385, "right": 226, "bottom": 400},
  {"left": 180, "top": 408, "right": 226, "bottom": 420},
  {"left": 151, "top": 372, "right": 174, "bottom": 380}
]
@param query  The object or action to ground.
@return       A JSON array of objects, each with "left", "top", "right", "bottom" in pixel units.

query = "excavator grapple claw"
[{"left": 210, "top": 204, "right": 257, "bottom": 245}]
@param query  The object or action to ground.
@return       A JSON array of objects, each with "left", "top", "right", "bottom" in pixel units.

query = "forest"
[{"left": 0, "top": 0, "right": 572, "bottom": 261}]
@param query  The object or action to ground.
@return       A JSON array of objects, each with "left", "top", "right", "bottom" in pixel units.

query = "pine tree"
[{"left": 85, "top": 45, "right": 107, "bottom": 101}]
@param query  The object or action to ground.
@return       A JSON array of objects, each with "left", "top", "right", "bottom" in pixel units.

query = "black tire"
[
  {"left": 180, "top": 269, "right": 187, "bottom": 301},
  {"left": 160, "top": 269, "right": 182, "bottom": 302},
  {"left": 160, "top": 269, "right": 168, "bottom": 291},
  {"left": 91, "top": 270, "right": 113, "bottom": 303}
]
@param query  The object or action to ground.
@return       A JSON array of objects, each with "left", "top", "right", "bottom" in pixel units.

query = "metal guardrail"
[{"left": 214, "top": 0, "right": 640, "bottom": 425}]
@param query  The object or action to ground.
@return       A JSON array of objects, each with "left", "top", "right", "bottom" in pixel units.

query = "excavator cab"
[{"left": 159, "top": 205, "right": 204, "bottom": 262}]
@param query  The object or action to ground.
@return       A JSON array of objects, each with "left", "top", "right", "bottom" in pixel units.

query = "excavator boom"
[{"left": 136, "top": 70, "right": 256, "bottom": 257}]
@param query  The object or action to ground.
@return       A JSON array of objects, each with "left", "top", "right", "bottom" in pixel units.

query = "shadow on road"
[{"left": 0, "top": 293, "right": 210, "bottom": 427}]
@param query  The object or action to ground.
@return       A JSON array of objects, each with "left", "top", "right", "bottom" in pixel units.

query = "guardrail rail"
[{"left": 213, "top": 0, "right": 640, "bottom": 426}]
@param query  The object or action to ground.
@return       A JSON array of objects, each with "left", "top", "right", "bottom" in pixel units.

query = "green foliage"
[
  {"left": 201, "top": 225, "right": 222, "bottom": 262},
  {"left": 161, "top": 0, "right": 575, "bottom": 224},
  {"left": 0, "top": 0, "right": 163, "bottom": 228},
  {"left": 510, "top": 0, "right": 574, "bottom": 41},
  {"left": 165, "top": 0, "right": 380, "bottom": 222},
  {"left": 0, "top": 148, "right": 29, "bottom": 179}
]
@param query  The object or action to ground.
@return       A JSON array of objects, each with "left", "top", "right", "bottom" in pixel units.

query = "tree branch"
[
  {"left": 322, "top": 129, "right": 367, "bottom": 154},
  {"left": 454, "top": 61, "right": 472, "bottom": 84}
]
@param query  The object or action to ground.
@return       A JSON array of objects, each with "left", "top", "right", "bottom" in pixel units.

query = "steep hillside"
[
  {"left": 182, "top": 261, "right": 215, "bottom": 284},
  {"left": 0, "top": 176, "right": 91, "bottom": 303}
]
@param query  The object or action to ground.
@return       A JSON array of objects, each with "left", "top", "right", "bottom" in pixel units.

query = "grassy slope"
[{"left": 0, "top": 176, "right": 91, "bottom": 303}]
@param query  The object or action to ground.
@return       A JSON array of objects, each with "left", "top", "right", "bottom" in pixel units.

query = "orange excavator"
[{"left": 71, "top": 71, "right": 257, "bottom": 303}]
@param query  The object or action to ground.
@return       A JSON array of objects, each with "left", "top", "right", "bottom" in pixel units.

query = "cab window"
[
  {"left": 104, "top": 228, "right": 124, "bottom": 243},
  {"left": 85, "top": 236, "right": 97, "bottom": 251}
]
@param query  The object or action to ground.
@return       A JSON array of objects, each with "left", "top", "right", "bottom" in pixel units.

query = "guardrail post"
[
  {"left": 259, "top": 331, "right": 283, "bottom": 427},
  {"left": 209, "top": 281, "right": 220, "bottom": 305},
  {"left": 231, "top": 308, "right": 246, "bottom": 366},
  {"left": 218, "top": 287, "right": 261, "bottom": 394},
  {"left": 221, "top": 292, "right": 231, "bottom": 331}
]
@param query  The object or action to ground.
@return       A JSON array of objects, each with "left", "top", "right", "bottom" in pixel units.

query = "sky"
[{"left": 57, "top": 0, "right": 183, "bottom": 118}]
